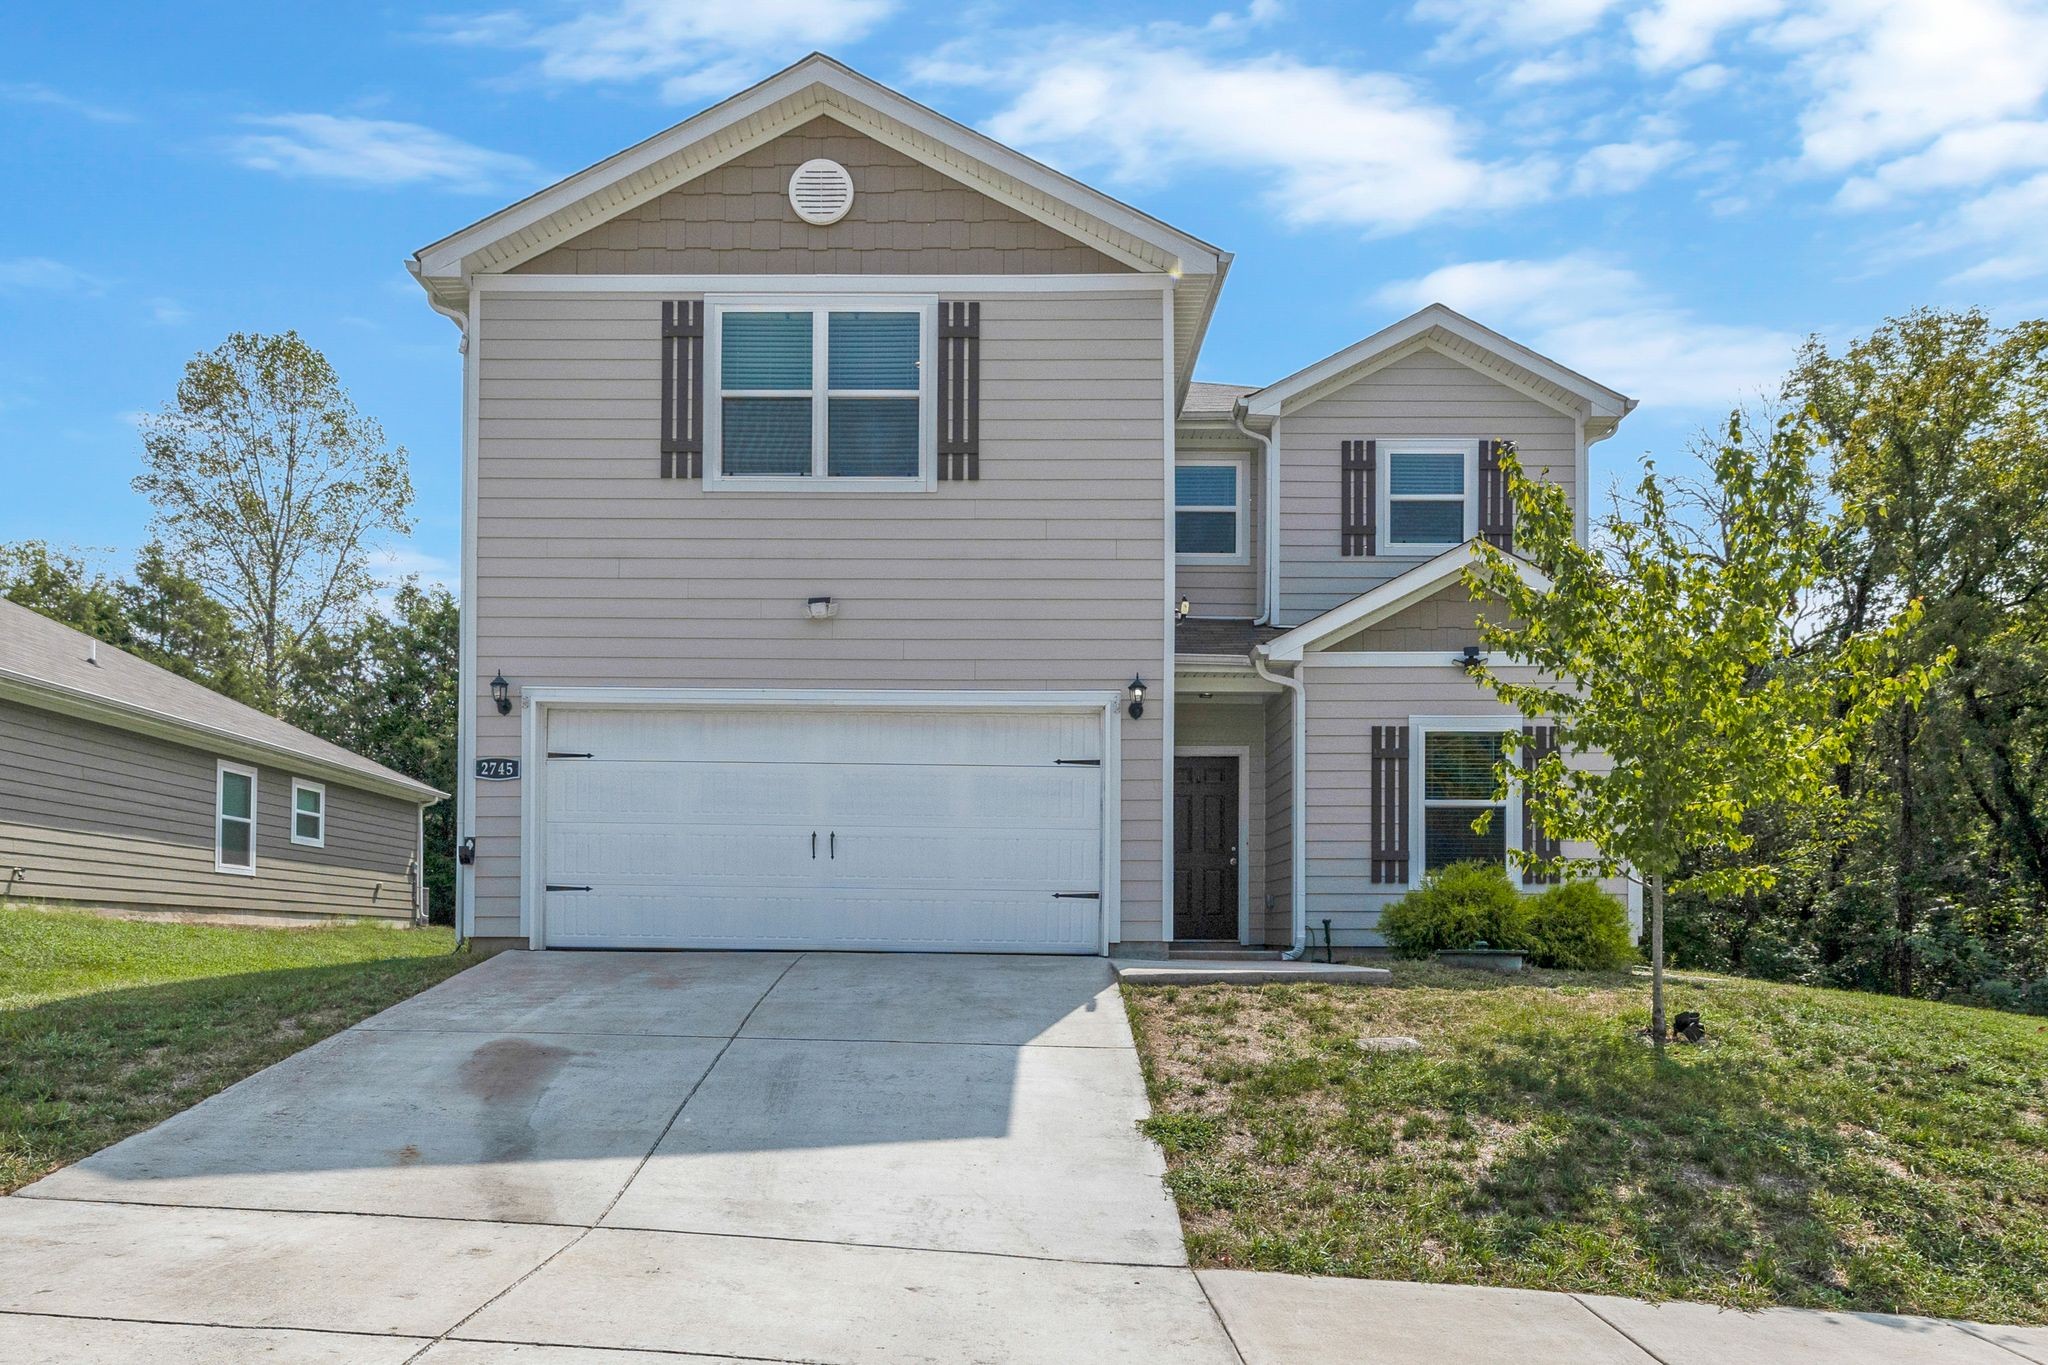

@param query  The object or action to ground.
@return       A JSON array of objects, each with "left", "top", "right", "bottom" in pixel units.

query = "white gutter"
[
  {"left": 1230, "top": 399, "right": 1277, "bottom": 626},
  {"left": 1252, "top": 648, "right": 1309, "bottom": 959}
]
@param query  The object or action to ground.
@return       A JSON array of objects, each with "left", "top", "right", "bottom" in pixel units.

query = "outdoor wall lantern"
[
  {"left": 1175, "top": 594, "right": 1191, "bottom": 623},
  {"left": 491, "top": 671, "right": 512, "bottom": 715},
  {"left": 1127, "top": 674, "right": 1147, "bottom": 719},
  {"left": 1457, "top": 645, "right": 1484, "bottom": 675}
]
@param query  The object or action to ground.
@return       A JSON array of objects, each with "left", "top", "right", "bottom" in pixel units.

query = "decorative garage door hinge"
[
  {"left": 1052, "top": 892, "right": 1101, "bottom": 899},
  {"left": 547, "top": 750, "right": 594, "bottom": 758},
  {"left": 1054, "top": 758, "right": 1102, "bottom": 766},
  {"left": 545, "top": 884, "right": 592, "bottom": 892}
]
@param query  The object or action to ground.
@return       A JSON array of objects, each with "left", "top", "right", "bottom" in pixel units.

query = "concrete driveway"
[{"left": 1, "top": 950, "right": 1238, "bottom": 1363}]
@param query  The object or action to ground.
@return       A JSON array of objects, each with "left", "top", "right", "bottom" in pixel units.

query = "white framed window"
[
  {"left": 1409, "top": 718, "right": 1521, "bottom": 882},
  {"left": 704, "top": 296, "right": 937, "bottom": 493},
  {"left": 1175, "top": 458, "right": 1248, "bottom": 564},
  {"left": 216, "top": 760, "right": 257, "bottom": 874},
  {"left": 290, "top": 779, "right": 326, "bottom": 847},
  {"left": 1380, "top": 440, "right": 1478, "bottom": 552}
]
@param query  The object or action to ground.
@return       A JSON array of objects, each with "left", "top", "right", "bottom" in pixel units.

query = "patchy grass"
[
  {"left": 0, "top": 904, "right": 471, "bottom": 1192},
  {"left": 1124, "top": 961, "right": 2048, "bottom": 1324}
]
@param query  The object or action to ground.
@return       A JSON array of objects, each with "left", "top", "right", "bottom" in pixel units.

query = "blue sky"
[{"left": 6, "top": 0, "right": 2047, "bottom": 590}]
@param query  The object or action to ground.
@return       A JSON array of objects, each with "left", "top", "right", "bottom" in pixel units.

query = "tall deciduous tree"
[
  {"left": 133, "top": 331, "right": 413, "bottom": 710},
  {"left": 1464, "top": 422, "right": 1937, "bottom": 1043}
]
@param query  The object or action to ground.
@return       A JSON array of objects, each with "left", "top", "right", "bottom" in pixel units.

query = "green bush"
[
  {"left": 1525, "top": 880, "right": 1636, "bottom": 971},
  {"left": 1377, "top": 861, "right": 1530, "bottom": 958}
]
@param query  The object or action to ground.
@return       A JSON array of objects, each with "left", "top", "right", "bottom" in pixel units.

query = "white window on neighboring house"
[
  {"left": 291, "top": 779, "right": 326, "bottom": 848},
  {"left": 706, "top": 299, "right": 935, "bottom": 491},
  {"left": 1383, "top": 441, "right": 1477, "bottom": 551},
  {"left": 1416, "top": 725, "right": 1519, "bottom": 875},
  {"left": 1175, "top": 460, "right": 1247, "bottom": 563},
  {"left": 216, "top": 761, "right": 257, "bottom": 874}
]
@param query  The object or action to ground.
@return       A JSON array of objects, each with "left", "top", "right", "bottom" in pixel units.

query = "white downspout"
[
  {"left": 1253, "top": 648, "right": 1309, "bottom": 959},
  {"left": 1231, "top": 400, "right": 1277, "bottom": 625}
]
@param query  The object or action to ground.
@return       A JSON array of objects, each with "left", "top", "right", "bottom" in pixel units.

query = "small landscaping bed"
[
  {"left": 0, "top": 904, "right": 471, "bottom": 1192},
  {"left": 1124, "top": 961, "right": 2048, "bottom": 1324}
]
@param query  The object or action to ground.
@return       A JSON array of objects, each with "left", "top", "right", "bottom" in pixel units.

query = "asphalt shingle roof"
[
  {"left": 1178, "top": 382, "right": 1259, "bottom": 420},
  {"left": 0, "top": 597, "right": 442, "bottom": 800},
  {"left": 1176, "top": 617, "right": 1286, "bottom": 657}
]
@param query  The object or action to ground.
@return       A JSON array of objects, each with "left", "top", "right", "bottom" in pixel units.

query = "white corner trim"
[
  {"left": 1260, "top": 542, "right": 1550, "bottom": 663},
  {"left": 458, "top": 283, "right": 480, "bottom": 941},
  {"left": 1174, "top": 744, "right": 1254, "bottom": 944},
  {"left": 1159, "top": 285, "right": 1177, "bottom": 945},
  {"left": 215, "top": 760, "right": 258, "bottom": 876},
  {"left": 289, "top": 778, "right": 326, "bottom": 848}
]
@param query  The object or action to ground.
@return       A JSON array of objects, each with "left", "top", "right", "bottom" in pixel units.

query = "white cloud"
[
  {"left": 227, "top": 115, "right": 540, "bottom": 192},
  {"left": 1836, "top": 119, "right": 2048, "bottom": 207},
  {"left": 434, "top": 0, "right": 896, "bottom": 100},
  {"left": 1768, "top": 0, "right": 2048, "bottom": 172},
  {"left": 1412, "top": 0, "right": 1621, "bottom": 53},
  {"left": 921, "top": 31, "right": 1554, "bottom": 232},
  {"left": 370, "top": 543, "right": 459, "bottom": 597},
  {"left": 1572, "top": 137, "right": 1689, "bottom": 191},
  {"left": 0, "top": 81, "right": 134, "bottom": 123},
  {"left": 0, "top": 257, "right": 107, "bottom": 294},
  {"left": 1376, "top": 254, "right": 1801, "bottom": 408},
  {"left": 1941, "top": 172, "right": 2048, "bottom": 282},
  {"left": 1627, "top": 0, "right": 1784, "bottom": 71}
]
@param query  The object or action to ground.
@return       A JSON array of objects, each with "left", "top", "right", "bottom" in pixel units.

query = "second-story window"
[
  {"left": 1175, "top": 460, "right": 1247, "bottom": 563},
  {"left": 1382, "top": 441, "right": 1477, "bottom": 551},
  {"left": 708, "top": 298, "right": 934, "bottom": 491}
]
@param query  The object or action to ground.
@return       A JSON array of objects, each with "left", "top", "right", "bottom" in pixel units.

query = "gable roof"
[
  {"left": 408, "top": 54, "right": 1229, "bottom": 390},
  {"left": 1180, "top": 382, "right": 1258, "bottom": 420},
  {"left": 0, "top": 599, "right": 442, "bottom": 803},
  {"left": 1242, "top": 304, "right": 1636, "bottom": 437},
  {"left": 1256, "top": 541, "right": 1550, "bottom": 663}
]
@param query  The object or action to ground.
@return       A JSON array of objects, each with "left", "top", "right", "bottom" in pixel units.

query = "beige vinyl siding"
[
  {"left": 0, "top": 699, "right": 421, "bottom": 920},
  {"left": 1264, "top": 688, "right": 1294, "bottom": 946},
  {"left": 1296, "top": 664, "right": 1621, "bottom": 946},
  {"left": 470, "top": 288, "right": 1167, "bottom": 943},
  {"left": 1276, "top": 347, "right": 1577, "bottom": 626},
  {"left": 1175, "top": 701, "right": 1266, "bottom": 942},
  {"left": 1321, "top": 585, "right": 1505, "bottom": 653},
  {"left": 1174, "top": 446, "right": 1260, "bottom": 618},
  {"left": 513, "top": 116, "right": 1125, "bottom": 277}
]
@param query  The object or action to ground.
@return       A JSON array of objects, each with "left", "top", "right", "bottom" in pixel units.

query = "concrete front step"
[
  {"left": 1167, "top": 944, "right": 1285, "bottom": 961},
  {"left": 1115, "top": 959, "right": 1393, "bottom": 986}
]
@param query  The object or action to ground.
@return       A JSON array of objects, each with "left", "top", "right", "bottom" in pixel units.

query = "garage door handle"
[
  {"left": 1053, "top": 892, "right": 1100, "bottom": 899},
  {"left": 812, "top": 832, "right": 818, "bottom": 859},
  {"left": 546, "top": 884, "right": 591, "bottom": 892},
  {"left": 830, "top": 831, "right": 836, "bottom": 858}
]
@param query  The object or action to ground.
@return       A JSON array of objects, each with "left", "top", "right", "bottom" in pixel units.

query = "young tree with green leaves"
[
  {"left": 1464, "top": 421, "right": 1939, "bottom": 1043},
  {"left": 133, "top": 331, "right": 413, "bottom": 710}
]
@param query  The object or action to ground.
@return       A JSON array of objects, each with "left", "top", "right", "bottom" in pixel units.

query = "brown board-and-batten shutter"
[
  {"left": 938, "top": 301, "right": 981, "bottom": 481},
  {"left": 1520, "top": 723, "right": 1562, "bottom": 884},
  {"left": 1478, "top": 438, "right": 1514, "bottom": 549},
  {"left": 660, "top": 300, "right": 704, "bottom": 479},
  {"left": 1341, "top": 439, "right": 1376, "bottom": 556},
  {"left": 1370, "top": 724, "right": 1410, "bottom": 883}
]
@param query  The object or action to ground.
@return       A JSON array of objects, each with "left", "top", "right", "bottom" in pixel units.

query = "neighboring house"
[
  {"left": 0, "top": 599, "right": 444, "bottom": 924},
  {"left": 409, "top": 53, "right": 1636, "bottom": 956}
]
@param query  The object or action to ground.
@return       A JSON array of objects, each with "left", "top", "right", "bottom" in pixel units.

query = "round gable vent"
[{"left": 789, "top": 158, "right": 855, "bottom": 226}]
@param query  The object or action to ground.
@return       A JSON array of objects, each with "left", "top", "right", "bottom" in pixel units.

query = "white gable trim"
[
  {"left": 1244, "top": 304, "right": 1633, "bottom": 425},
  {"left": 411, "top": 54, "right": 1222, "bottom": 289},
  {"left": 1256, "top": 541, "right": 1550, "bottom": 663}
]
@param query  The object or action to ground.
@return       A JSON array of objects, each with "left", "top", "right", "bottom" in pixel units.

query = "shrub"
[
  {"left": 1377, "top": 861, "right": 1529, "bottom": 958},
  {"left": 1525, "top": 880, "right": 1636, "bottom": 971}
]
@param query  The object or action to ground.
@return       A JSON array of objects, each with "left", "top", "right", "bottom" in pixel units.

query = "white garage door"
[{"left": 537, "top": 705, "right": 1106, "bottom": 952}]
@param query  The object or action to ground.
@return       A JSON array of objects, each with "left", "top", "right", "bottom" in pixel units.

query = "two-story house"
[{"left": 409, "top": 54, "right": 1637, "bottom": 957}]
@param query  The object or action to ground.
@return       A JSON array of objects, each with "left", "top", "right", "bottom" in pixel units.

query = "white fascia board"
[
  {"left": 1257, "top": 542, "right": 1551, "bottom": 663},
  {"left": 0, "top": 674, "right": 444, "bottom": 804},
  {"left": 412, "top": 55, "right": 1221, "bottom": 285},
  {"left": 1245, "top": 304, "right": 1632, "bottom": 423},
  {"left": 476, "top": 272, "right": 1171, "bottom": 295}
]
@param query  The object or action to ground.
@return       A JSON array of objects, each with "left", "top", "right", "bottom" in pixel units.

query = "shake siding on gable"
[
  {"left": 1276, "top": 347, "right": 1577, "bottom": 626},
  {"left": 469, "top": 288, "right": 1168, "bottom": 943},
  {"left": 0, "top": 699, "right": 419, "bottom": 920},
  {"left": 1321, "top": 586, "right": 1506, "bottom": 654},
  {"left": 512, "top": 117, "right": 1127, "bottom": 277}
]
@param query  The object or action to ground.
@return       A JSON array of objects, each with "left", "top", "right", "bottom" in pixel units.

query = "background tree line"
[
  {"left": 1, "top": 332, "right": 457, "bottom": 922},
  {"left": 1668, "top": 308, "right": 2048, "bottom": 1012}
]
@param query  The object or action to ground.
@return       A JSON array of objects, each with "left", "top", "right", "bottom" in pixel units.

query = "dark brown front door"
[{"left": 1174, "top": 754, "right": 1240, "bottom": 940}]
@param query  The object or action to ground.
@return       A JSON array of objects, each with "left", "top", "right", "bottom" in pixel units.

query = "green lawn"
[
  {"left": 1124, "top": 962, "right": 2048, "bottom": 1324},
  {"left": 0, "top": 904, "right": 472, "bottom": 1193}
]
